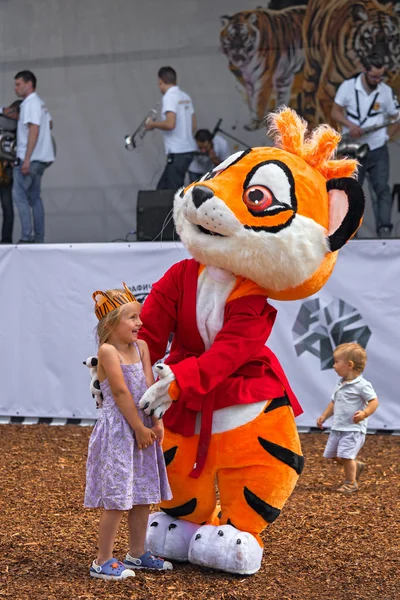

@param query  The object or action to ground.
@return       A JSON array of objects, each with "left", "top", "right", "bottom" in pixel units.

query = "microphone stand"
[{"left": 211, "top": 118, "right": 251, "bottom": 149}]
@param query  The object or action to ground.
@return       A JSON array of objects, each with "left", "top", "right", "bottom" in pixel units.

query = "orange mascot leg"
[
  {"left": 160, "top": 428, "right": 219, "bottom": 525},
  {"left": 216, "top": 397, "right": 303, "bottom": 544}
]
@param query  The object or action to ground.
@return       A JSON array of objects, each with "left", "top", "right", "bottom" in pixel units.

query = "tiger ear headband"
[{"left": 92, "top": 282, "right": 138, "bottom": 321}]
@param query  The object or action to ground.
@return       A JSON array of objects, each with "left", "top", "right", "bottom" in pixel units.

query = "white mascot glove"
[{"left": 139, "top": 364, "right": 176, "bottom": 420}]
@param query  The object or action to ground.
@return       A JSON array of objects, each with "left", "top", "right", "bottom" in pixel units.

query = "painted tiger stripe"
[
  {"left": 258, "top": 436, "right": 304, "bottom": 475},
  {"left": 244, "top": 486, "right": 281, "bottom": 524}
]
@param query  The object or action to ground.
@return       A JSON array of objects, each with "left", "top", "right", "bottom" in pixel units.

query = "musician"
[
  {"left": 188, "top": 129, "right": 230, "bottom": 183},
  {"left": 331, "top": 53, "right": 400, "bottom": 238},
  {"left": 12, "top": 70, "right": 54, "bottom": 243},
  {"left": 0, "top": 100, "right": 21, "bottom": 244},
  {"left": 144, "top": 66, "right": 197, "bottom": 190}
]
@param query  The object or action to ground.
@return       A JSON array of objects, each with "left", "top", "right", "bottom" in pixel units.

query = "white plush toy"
[{"left": 83, "top": 356, "right": 102, "bottom": 408}]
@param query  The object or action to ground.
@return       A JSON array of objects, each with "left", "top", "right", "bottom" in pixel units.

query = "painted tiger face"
[
  {"left": 350, "top": 2, "right": 400, "bottom": 74},
  {"left": 174, "top": 143, "right": 364, "bottom": 301},
  {"left": 220, "top": 12, "right": 260, "bottom": 66}
]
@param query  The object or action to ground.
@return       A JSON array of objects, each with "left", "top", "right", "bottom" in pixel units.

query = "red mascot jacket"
[{"left": 139, "top": 258, "right": 302, "bottom": 476}]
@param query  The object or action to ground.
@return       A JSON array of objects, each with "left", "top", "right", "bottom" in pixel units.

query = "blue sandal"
[
  {"left": 124, "top": 551, "right": 173, "bottom": 570},
  {"left": 90, "top": 558, "right": 136, "bottom": 580}
]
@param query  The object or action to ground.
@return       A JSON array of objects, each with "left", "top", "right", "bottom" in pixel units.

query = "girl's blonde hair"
[
  {"left": 334, "top": 343, "right": 367, "bottom": 373},
  {"left": 96, "top": 289, "right": 140, "bottom": 346}
]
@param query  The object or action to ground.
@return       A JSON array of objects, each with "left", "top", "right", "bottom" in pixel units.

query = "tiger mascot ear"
[{"left": 327, "top": 177, "right": 365, "bottom": 251}]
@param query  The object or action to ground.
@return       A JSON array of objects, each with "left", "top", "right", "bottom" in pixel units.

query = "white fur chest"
[
  {"left": 195, "top": 265, "right": 266, "bottom": 434},
  {"left": 196, "top": 265, "right": 236, "bottom": 351}
]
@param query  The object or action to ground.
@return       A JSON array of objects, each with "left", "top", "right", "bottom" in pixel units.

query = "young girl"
[{"left": 84, "top": 283, "right": 173, "bottom": 580}]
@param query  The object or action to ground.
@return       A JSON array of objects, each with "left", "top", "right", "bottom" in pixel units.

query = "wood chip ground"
[{"left": 1, "top": 426, "right": 399, "bottom": 600}]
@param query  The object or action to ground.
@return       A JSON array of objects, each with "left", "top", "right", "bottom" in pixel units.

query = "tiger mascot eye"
[{"left": 138, "top": 108, "right": 365, "bottom": 575}]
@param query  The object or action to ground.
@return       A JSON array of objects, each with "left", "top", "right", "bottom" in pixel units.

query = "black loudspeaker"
[{"left": 136, "top": 189, "right": 178, "bottom": 241}]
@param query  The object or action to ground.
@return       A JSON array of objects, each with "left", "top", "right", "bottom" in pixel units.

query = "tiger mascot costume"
[{"left": 135, "top": 108, "right": 365, "bottom": 575}]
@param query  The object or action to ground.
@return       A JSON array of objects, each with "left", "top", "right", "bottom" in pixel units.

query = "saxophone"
[{"left": 336, "top": 116, "right": 400, "bottom": 159}]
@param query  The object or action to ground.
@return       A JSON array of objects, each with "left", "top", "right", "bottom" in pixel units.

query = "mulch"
[{"left": 0, "top": 425, "right": 399, "bottom": 600}]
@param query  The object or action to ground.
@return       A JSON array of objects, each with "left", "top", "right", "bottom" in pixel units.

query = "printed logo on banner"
[
  {"left": 127, "top": 283, "right": 172, "bottom": 361},
  {"left": 127, "top": 283, "right": 152, "bottom": 303},
  {"left": 292, "top": 297, "right": 371, "bottom": 370}
]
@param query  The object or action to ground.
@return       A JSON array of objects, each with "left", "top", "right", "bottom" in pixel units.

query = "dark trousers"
[
  {"left": 0, "top": 183, "right": 13, "bottom": 243},
  {"left": 157, "top": 152, "right": 195, "bottom": 191},
  {"left": 357, "top": 144, "right": 392, "bottom": 234},
  {"left": 188, "top": 171, "right": 203, "bottom": 184}
]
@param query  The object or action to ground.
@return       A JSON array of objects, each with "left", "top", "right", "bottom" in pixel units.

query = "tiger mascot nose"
[{"left": 192, "top": 185, "right": 214, "bottom": 208}]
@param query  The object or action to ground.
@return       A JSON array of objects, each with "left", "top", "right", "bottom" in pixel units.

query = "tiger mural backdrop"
[
  {"left": 220, "top": 6, "right": 305, "bottom": 131},
  {"left": 220, "top": 0, "right": 400, "bottom": 129},
  {"left": 134, "top": 108, "right": 365, "bottom": 575}
]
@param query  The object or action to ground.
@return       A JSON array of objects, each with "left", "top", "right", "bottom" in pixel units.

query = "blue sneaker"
[
  {"left": 90, "top": 558, "right": 136, "bottom": 580},
  {"left": 124, "top": 551, "right": 173, "bottom": 570}
]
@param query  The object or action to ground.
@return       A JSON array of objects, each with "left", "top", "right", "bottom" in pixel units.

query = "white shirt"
[
  {"left": 161, "top": 86, "right": 196, "bottom": 154},
  {"left": 334, "top": 74, "right": 399, "bottom": 151},
  {"left": 17, "top": 92, "right": 55, "bottom": 162},
  {"left": 189, "top": 134, "right": 231, "bottom": 175},
  {"left": 331, "top": 374, "right": 377, "bottom": 434}
]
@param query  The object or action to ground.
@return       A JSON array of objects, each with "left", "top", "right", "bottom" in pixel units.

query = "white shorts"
[{"left": 323, "top": 430, "right": 366, "bottom": 460}]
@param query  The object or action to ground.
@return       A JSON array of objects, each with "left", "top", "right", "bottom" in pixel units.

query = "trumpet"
[{"left": 124, "top": 103, "right": 160, "bottom": 150}]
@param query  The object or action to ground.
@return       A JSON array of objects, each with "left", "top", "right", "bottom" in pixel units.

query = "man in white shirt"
[
  {"left": 145, "top": 66, "right": 196, "bottom": 190},
  {"left": 188, "top": 130, "right": 231, "bottom": 183},
  {"left": 331, "top": 53, "right": 400, "bottom": 238},
  {"left": 12, "top": 70, "right": 54, "bottom": 243}
]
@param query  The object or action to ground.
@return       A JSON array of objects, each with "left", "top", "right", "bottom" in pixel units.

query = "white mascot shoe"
[
  {"left": 146, "top": 512, "right": 201, "bottom": 562},
  {"left": 188, "top": 524, "right": 263, "bottom": 575}
]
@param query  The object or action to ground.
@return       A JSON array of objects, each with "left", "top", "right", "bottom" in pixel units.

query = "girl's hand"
[
  {"left": 352, "top": 410, "right": 366, "bottom": 424},
  {"left": 135, "top": 425, "right": 156, "bottom": 450},
  {"left": 151, "top": 420, "right": 164, "bottom": 446},
  {"left": 316, "top": 416, "right": 325, "bottom": 429}
]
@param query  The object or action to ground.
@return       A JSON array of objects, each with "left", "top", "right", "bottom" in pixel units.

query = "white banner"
[
  {"left": 1, "top": 241, "right": 399, "bottom": 429},
  {"left": 268, "top": 240, "right": 400, "bottom": 430}
]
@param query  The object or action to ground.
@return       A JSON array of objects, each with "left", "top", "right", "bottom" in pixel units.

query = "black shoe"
[{"left": 17, "top": 239, "right": 34, "bottom": 244}]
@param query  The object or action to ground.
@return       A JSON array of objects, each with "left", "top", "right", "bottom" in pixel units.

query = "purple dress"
[{"left": 84, "top": 345, "right": 172, "bottom": 510}]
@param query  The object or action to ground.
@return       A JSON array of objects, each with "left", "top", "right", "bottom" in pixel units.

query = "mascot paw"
[
  {"left": 139, "top": 364, "right": 175, "bottom": 419},
  {"left": 188, "top": 524, "right": 263, "bottom": 575},
  {"left": 146, "top": 512, "right": 200, "bottom": 562}
]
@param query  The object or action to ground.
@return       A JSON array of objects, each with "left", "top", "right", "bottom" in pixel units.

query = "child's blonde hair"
[
  {"left": 334, "top": 343, "right": 367, "bottom": 373},
  {"left": 96, "top": 289, "right": 140, "bottom": 346}
]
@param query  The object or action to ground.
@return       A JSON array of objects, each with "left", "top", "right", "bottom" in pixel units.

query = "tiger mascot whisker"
[
  {"left": 92, "top": 108, "right": 365, "bottom": 575},
  {"left": 220, "top": 7, "right": 305, "bottom": 131}
]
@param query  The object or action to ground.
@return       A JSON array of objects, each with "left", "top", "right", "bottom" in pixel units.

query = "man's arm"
[
  {"left": 331, "top": 103, "right": 363, "bottom": 138},
  {"left": 386, "top": 89, "right": 400, "bottom": 140},
  {"left": 21, "top": 123, "right": 40, "bottom": 175},
  {"left": 192, "top": 113, "right": 197, "bottom": 135},
  {"left": 145, "top": 111, "right": 176, "bottom": 131},
  {"left": 1, "top": 106, "right": 19, "bottom": 121}
]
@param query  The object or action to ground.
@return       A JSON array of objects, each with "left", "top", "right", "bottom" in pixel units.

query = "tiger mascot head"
[{"left": 174, "top": 108, "right": 365, "bottom": 301}]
